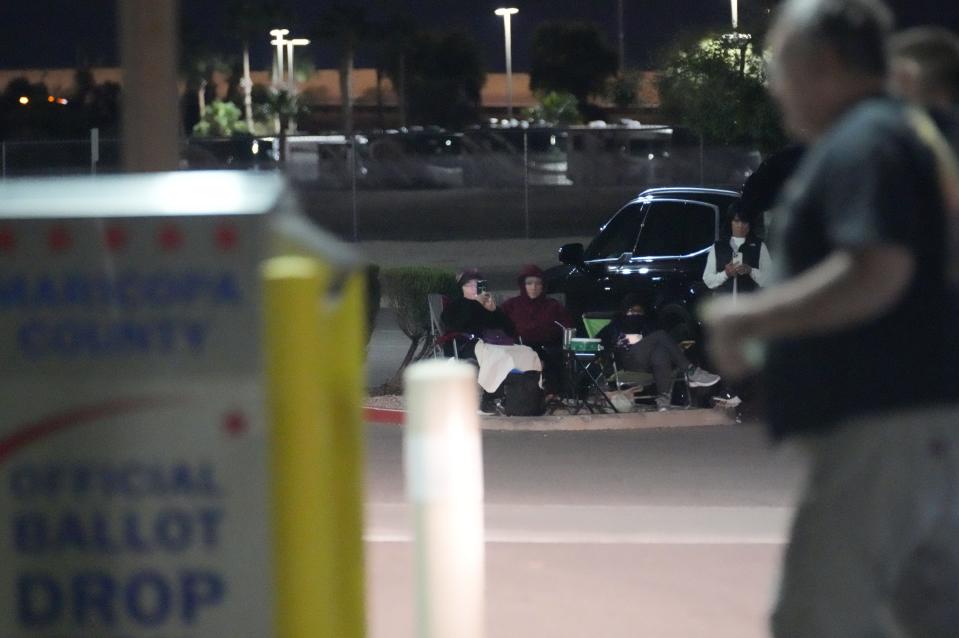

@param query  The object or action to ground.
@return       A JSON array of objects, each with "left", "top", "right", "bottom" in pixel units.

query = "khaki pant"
[{"left": 773, "top": 406, "right": 959, "bottom": 638}]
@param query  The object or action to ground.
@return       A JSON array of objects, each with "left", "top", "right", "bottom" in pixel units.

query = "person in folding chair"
[
  {"left": 441, "top": 268, "right": 542, "bottom": 415},
  {"left": 597, "top": 293, "right": 721, "bottom": 411},
  {"left": 440, "top": 268, "right": 516, "bottom": 361},
  {"left": 501, "top": 264, "right": 574, "bottom": 395}
]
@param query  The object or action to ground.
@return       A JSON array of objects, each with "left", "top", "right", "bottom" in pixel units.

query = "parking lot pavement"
[{"left": 364, "top": 424, "right": 804, "bottom": 638}]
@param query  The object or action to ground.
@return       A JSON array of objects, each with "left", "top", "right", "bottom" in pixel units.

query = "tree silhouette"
[
  {"left": 371, "top": 11, "right": 417, "bottom": 128},
  {"left": 315, "top": 3, "right": 373, "bottom": 133},
  {"left": 530, "top": 22, "right": 619, "bottom": 109},
  {"left": 658, "top": 34, "right": 785, "bottom": 151},
  {"left": 395, "top": 30, "right": 485, "bottom": 128}
]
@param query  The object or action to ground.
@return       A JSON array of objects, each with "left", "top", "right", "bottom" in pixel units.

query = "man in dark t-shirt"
[{"left": 702, "top": 1, "right": 959, "bottom": 636}]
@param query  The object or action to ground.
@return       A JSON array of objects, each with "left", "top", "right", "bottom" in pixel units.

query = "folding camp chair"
[
  {"left": 426, "top": 293, "right": 471, "bottom": 359},
  {"left": 582, "top": 310, "right": 692, "bottom": 409}
]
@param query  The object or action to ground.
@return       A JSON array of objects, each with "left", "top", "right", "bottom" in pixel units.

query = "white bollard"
[{"left": 403, "top": 359, "right": 485, "bottom": 638}]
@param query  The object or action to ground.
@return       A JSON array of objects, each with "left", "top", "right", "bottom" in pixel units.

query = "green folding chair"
[
  {"left": 581, "top": 311, "right": 690, "bottom": 409},
  {"left": 582, "top": 313, "right": 613, "bottom": 339}
]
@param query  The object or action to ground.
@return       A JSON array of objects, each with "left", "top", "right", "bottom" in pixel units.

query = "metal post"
[
  {"left": 119, "top": 0, "right": 180, "bottom": 172},
  {"left": 618, "top": 0, "right": 625, "bottom": 70},
  {"left": 404, "top": 360, "right": 485, "bottom": 638},
  {"left": 242, "top": 47, "right": 254, "bottom": 132},
  {"left": 271, "top": 29, "right": 288, "bottom": 87},
  {"left": 351, "top": 135, "right": 359, "bottom": 242},
  {"left": 523, "top": 131, "right": 530, "bottom": 239},
  {"left": 90, "top": 128, "right": 99, "bottom": 175},
  {"left": 699, "top": 133, "right": 705, "bottom": 186},
  {"left": 286, "top": 42, "right": 295, "bottom": 93},
  {"left": 504, "top": 14, "right": 514, "bottom": 119},
  {"left": 495, "top": 8, "right": 518, "bottom": 121}
]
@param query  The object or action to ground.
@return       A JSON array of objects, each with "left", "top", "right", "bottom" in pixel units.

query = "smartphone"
[
  {"left": 476, "top": 279, "right": 488, "bottom": 294},
  {"left": 732, "top": 252, "right": 743, "bottom": 266}
]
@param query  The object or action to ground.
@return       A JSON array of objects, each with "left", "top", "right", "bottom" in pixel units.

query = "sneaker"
[
  {"left": 722, "top": 394, "right": 742, "bottom": 408},
  {"left": 478, "top": 396, "right": 499, "bottom": 416},
  {"left": 687, "top": 366, "right": 721, "bottom": 388},
  {"left": 655, "top": 394, "right": 672, "bottom": 412}
]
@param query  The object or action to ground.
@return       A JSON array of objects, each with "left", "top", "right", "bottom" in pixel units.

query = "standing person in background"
[
  {"left": 702, "top": 202, "right": 774, "bottom": 410},
  {"left": 889, "top": 27, "right": 959, "bottom": 122},
  {"left": 702, "top": 0, "right": 959, "bottom": 636},
  {"left": 501, "top": 264, "right": 573, "bottom": 395},
  {"left": 703, "top": 201, "right": 774, "bottom": 299}
]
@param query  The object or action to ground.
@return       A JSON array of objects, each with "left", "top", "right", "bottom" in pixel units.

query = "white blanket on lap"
[{"left": 473, "top": 340, "right": 542, "bottom": 393}]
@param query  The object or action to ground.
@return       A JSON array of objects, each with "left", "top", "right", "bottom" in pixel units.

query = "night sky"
[{"left": 1, "top": 0, "right": 958, "bottom": 73}]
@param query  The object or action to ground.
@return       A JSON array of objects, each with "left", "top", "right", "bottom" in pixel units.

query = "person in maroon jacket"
[{"left": 501, "top": 264, "right": 574, "bottom": 393}]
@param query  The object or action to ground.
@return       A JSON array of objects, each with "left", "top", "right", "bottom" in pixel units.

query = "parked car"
[{"left": 545, "top": 187, "right": 740, "bottom": 345}]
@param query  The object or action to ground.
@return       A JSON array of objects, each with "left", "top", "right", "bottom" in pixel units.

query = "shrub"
[
  {"left": 379, "top": 266, "right": 459, "bottom": 387},
  {"left": 525, "top": 91, "right": 581, "bottom": 125},
  {"left": 192, "top": 100, "right": 249, "bottom": 137}
]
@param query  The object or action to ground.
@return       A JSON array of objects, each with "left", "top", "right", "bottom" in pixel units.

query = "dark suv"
[{"left": 547, "top": 187, "right": 740, "bottom": 343}]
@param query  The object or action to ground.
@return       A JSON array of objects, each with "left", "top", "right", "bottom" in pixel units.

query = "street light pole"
[
  {"left": 285, "top": 38, "right": 311, "bottom": 94},
  {"left": 494, "top": 8, "right": 518, "bottom": 121},
  {"left": 618, "top": 0, "right": 625, "bottom": 70},
  {"left": 269, "top": 28, "right": 289, "bottom": 88}
]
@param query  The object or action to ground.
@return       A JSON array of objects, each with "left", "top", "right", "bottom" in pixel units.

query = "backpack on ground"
[{"left": 501, "top": 370, "right": 545, "bottom": 417}]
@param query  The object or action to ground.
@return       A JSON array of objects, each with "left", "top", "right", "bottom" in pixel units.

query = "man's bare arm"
[{"left": 728, "top": 245, "right": 914, "bottom": 339}]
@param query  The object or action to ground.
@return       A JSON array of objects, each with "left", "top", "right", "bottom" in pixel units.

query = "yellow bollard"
[
  {"left": 327, "top": 269, "right": 368, "bottom": 638},
  {"left": 262, "top": 256, "right": 338, "bottom": 638},
  {"left": 262, "top": 255, "right": 368, "bottom": 638}
]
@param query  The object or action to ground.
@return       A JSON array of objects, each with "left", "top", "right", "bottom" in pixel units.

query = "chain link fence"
[{"left": 2, "top": 127, "right": 761, "bottom": 242}]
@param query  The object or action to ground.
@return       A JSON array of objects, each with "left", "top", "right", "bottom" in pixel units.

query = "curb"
[
  {"left": 363, "top": 405, "right": 736, "bottom": 431},
  {"left": 363, "top": 406, "right": 405, "bottom": 425}
]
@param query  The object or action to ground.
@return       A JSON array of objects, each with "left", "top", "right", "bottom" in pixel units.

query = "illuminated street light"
[
  {"left": 494, "top": 7, "right": 519, "bottom": 120},
  {"left": 18, "top": 96, "right": 28, "bottom": 105},
  {"left": 286, "top": 38, "right": 311, "bottom": 93},
  {"left": 269, "top": 28, "right": 290, "bottom": 87}
]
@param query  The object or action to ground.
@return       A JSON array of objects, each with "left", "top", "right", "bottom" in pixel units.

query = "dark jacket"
[
  {"left": 501, "top": 265, "right": 573, "bottom": 346},
  {"left": 596, "top": 314, "right": 660, "bottom": 350},
  {"left": 441, "top": 296, "right": 515, "bottom": 340},
  {"left": 713, "top": 238, "right": 762, "bottom": 294}
]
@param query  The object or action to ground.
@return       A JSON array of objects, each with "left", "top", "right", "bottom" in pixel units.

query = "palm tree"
[
  {"left": 180, "top": 18, "right": 233, "bottom": 131},
  {"left": 371, "top": 12, "right": 417, "bottom": 128},
  {"left": 228, "top": 1, "right": 291, "bottom": 132},
  {"left": 315, "top": 4, "right": 372, "bottom": 134}
]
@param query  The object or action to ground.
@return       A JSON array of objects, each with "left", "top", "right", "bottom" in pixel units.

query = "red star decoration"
[
  {"left": 104, "top": 226, "right": 128, "bottom": 251},
  {"left": 0, "top": 227, "right": 14, "bottom": 252},
  {"left": 158, "top": 224, "right": 183, "bottom": 251},
  {"left": 223, "top": 411, "right": 248, "bottom": 437},
  {"left": 214, "top": 223, "right": 238, "bottom": 251},
  {"left": 48, "top": 225, "right": 72, "bottom": 252}
]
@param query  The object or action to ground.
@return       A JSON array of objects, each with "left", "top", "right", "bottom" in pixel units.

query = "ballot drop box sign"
[{"left": 0, "top": 173, "right": 284, "bottom": 637}]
